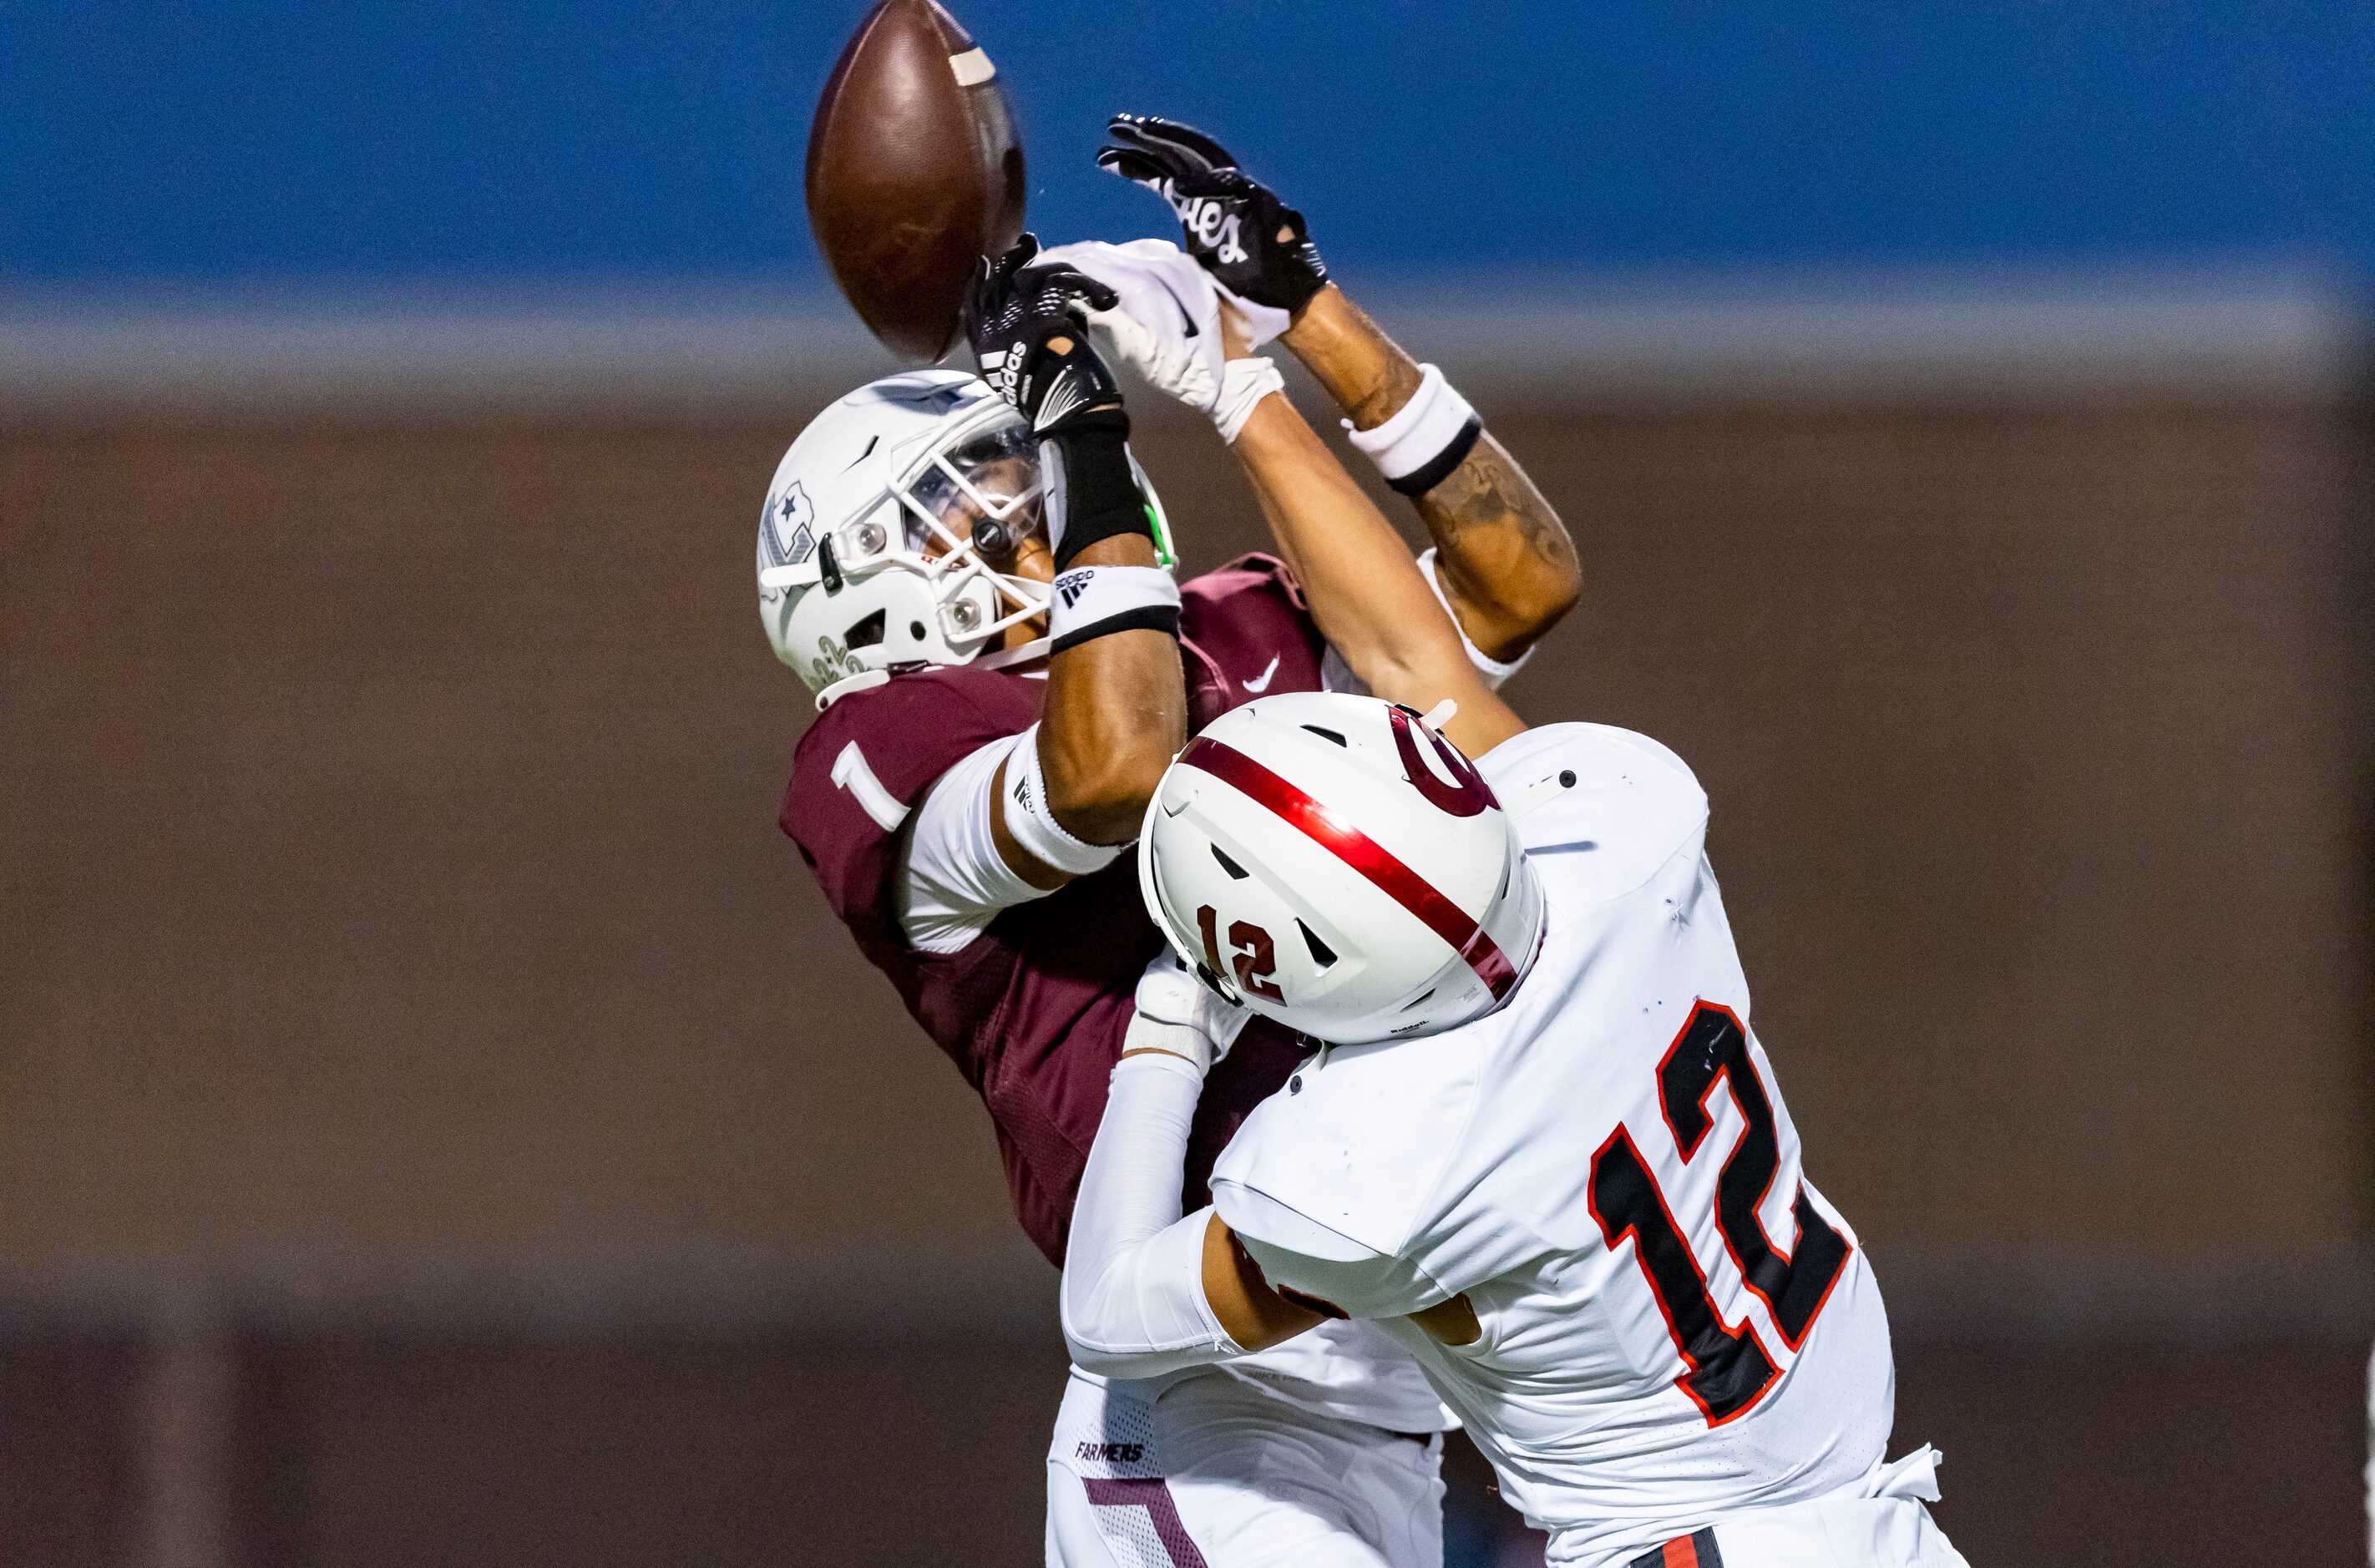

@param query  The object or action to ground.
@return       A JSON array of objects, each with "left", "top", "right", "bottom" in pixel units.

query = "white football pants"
[
  {"left": 1552, "top": 1449, "right": 1972, "bottom": 1568},
  {"left": 1045, "top": 1365, "right": 1446, "bottom": 1568},
  {"left": 1676, "top": 1496, "right": 1967, "bottom": 1567}
]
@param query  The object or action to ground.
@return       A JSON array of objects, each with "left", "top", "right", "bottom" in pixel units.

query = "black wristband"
[
  {"left": 1385, "top": 415, "right": 1484, "bottom": 497},
  {"left": 1045, "top": 408, "right": 1155, "bottom": 570},
  {"left": 1049, "top": 604, "right": 1182, "bottom": 655}
]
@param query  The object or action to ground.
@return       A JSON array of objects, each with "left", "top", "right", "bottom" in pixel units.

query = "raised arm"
[
  {"left": 1228, "top": 372, "right": 1526, "bottom": 761},
  {"left": 1038, "top": 242, "right": 1525, "bottom": 759},
  {"left": 1282, "top": 287, "right": 1580, "bottom": 662},
  {"left": 1097, "top": 115, "right": 1582, "bottom": 665},
  {"left": 965, "top": 240, "right": 1188, "bottom": 880}
]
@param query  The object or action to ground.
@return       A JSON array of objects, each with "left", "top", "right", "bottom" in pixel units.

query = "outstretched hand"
[
  {"left": 1097, "top": 116, "right": 1327, "bottom": 343},
  {"left": 1039, "top": 239, "right": 1227, "bottom": 414},
  {"left": 964, "top": 234, "right": 1127, "bottom": 433}
]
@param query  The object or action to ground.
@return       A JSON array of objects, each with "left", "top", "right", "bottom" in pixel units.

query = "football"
[{"left": 805, "top": 0, "right": 1027, "bottom": 364}]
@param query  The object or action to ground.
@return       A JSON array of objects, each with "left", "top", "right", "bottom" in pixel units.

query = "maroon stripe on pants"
[{"left": 1081, "top": 1477, "right": 1212, "bottom": 1568}]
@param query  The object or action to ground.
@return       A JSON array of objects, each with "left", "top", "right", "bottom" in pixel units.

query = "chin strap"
[
  {"left": 974, "top": 637, "right": 1051, "bottom": 672},
  {"left": 813, "top": 634, "right": 1052, "bottom": 712}
]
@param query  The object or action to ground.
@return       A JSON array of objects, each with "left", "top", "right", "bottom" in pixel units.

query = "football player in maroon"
[{"left": 759, "top": 120, "right": 1578, "bottom": 1568}]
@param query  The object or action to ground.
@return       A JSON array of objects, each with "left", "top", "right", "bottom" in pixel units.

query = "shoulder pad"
[
  {"left": 1211, "top": 1031, "right": 1483, "bottom": 1260},
  {"left": 1481, "top": 724, "right": 1709, "bottom": 899}
]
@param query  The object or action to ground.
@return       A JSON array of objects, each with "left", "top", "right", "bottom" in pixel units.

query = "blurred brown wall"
[
  {"left": 4, "top": 372, "right": 2370, "bottom": 1564},
  {"left": 7, "top": 392, "right": 2365, "bottom": 1288}
]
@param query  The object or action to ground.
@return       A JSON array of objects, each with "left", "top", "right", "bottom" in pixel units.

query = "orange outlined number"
[{"left": 1587, "top": 1002, "right": 1851, "bottom": 1424}]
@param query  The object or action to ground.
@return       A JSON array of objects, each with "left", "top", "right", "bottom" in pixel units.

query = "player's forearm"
[
  {"left": 1232, "top": 394, "right": 1461, "bottom": 680},
  {"left": 1039, "top": 531, "right": 1188, "bottom": 845},
  {"left": 1230, "top": 394, "right": 1523, "bottom": 757},
  {"left": 1059, "top": 1052, "right": 1245, "bottom": 1378},
  {"left": 1282, "top": 286, "right": 1582, "bottom": 663}
]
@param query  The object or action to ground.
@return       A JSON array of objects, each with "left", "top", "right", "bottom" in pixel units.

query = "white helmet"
[
  {"left": 1137, "top": 691, "right": 1545, "bottom": 1044},
  {"left": 758, "top": 370, "right": 1069, "bottom": 706}
]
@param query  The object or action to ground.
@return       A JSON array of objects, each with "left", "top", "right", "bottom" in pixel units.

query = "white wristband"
[
  {"left": 1046, "top": 564, "right": 1182, "bottom": 655},
  {"left": 1213, "top": 357, "right": 1286, "bottom": 444},
  {"left": 1001, "top": 722, "right": 1125, "bottom": 875},
  {"left": 1344, "top": 363, "right": 1481, "bottom": 494}
]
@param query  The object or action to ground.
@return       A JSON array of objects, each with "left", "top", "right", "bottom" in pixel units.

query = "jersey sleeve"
[
  {"left": 1225, "top": 1202, "right": 1450, "bottom": 1321},
  {"left": 897, "top": 728, "right": 1049, "bottom": 955},
  {"left": 1479, "top": 722, "right": 1711, "bottom": 898},
  {"left": 781, "top": 669, "right": 1040, "bottom": 952}
]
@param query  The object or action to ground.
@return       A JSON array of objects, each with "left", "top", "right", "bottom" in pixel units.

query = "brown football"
[{"left": 806, "top": 0, "right": 1026, "bottom": 363}]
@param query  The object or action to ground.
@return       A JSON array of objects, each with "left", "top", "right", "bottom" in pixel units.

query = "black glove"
[
  {"left": 965, "top": 235, "right": 1126, "bottom": 435},
  {"left": 1096, "top": 116, "right": 1328, "bottom": 316},
  {"left": 966, "top": 235, "right": 1152, "bottom": 569}
]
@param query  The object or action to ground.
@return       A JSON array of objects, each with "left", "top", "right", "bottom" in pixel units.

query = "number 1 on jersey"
[{"left": 1587, "top": 1002, "right": 1851, "bottom": 1426}]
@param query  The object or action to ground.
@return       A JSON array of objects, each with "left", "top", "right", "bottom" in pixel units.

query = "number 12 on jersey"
[{"left": 1587, "top": 1002, "right": 1852, "bottom": 1426}]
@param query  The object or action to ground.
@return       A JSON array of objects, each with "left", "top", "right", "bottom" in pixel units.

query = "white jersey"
[
  {"left": 890, "top": 603, "right": 1522, "bottom": 1436},
  {"left": 1210, "top": 723, "right": 1896, "bottom": 1565}
]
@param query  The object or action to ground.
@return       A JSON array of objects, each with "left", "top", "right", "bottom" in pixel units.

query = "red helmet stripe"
[{"left": 1177, "top": 737, "right": 1517, "bottom": 999}]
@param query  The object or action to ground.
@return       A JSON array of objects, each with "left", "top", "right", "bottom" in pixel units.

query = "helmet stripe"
[{"left": 1177, "top": 737, "right": 1517, "bottom": 999}]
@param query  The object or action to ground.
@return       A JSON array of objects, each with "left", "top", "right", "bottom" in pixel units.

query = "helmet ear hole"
[
  {"left": 1298, "top": 920, "right": 1339, "bottom": 970},
  {"left": 845, "top": 609, "right": 887, "bottom": 650}
]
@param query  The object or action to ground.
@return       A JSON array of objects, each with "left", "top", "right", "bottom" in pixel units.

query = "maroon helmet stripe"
[{"left": 1178, "top": 737, "right": 1517, "bottom": 999}]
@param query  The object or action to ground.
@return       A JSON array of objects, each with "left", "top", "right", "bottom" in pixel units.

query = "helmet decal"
[
  {"left": 762, "top": 482, "right": 817, "bottom": 569},
  {"left": 1390, "top": 706, "right": 1496, "bottom": 818},
  {"left": 810, "top": 630, "right": 864, "bottom": 686}
]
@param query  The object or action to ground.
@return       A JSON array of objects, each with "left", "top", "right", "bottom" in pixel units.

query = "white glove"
[
  {"left": 1122, "top": 950, "right": 1251, "bottom": 1075},
  {"left": 1039, "top": 240, "right": 1228, "bottom": 416},
  {"left": 1213, "top": 286, "right": 1292, "bottom": 352}
]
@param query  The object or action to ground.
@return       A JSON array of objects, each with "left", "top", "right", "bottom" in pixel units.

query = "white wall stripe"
[{"left": 0, "top": 267, "right": 2357, "bottom": 412}]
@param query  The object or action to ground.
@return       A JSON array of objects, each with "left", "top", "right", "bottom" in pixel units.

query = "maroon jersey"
[{"left": 782, "top": 554, "right": 1331, "bottom": 1267}]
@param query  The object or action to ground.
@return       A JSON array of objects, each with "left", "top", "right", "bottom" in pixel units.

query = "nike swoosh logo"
[
  {"left": 1242, "top": 655, "right": 1280, "bottom": 693},
  {"left": 1154, "top": 275, "right": 1200, "bottom": 336}
]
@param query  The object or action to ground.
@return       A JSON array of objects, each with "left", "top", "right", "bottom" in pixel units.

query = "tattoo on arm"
[
  {"left": 1347, "top": 353, "right": 1425, "bottom": 431},
  {"left": 1420, "top": 432, "right": 1574, "bottom": 576},
  {"left": 1409, "top": 432, "right": 1580, "bottom": 661},
  {"left": 1281, "top": 287, "right": 1580, "bottom": 656}
]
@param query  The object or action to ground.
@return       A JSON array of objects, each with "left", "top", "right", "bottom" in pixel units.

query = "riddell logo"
[{"left": 1075, "top": 1441, "right": 1145, "bottom": 1464}]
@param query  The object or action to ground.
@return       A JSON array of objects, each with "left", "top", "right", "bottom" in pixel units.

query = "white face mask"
[{"left": 900, "top": 410, "right": 1045, "bottom": 561}]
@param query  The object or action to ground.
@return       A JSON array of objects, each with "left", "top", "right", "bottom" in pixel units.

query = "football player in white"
[{"left": 1054, "top": 220, "right": 1972, "bottom": 1568}]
